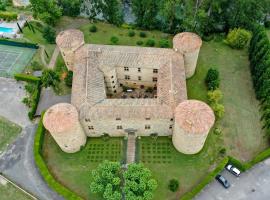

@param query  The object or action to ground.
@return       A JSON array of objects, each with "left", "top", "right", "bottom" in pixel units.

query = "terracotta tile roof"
[
  {"left": 56, "top": 29, "right": 84, "bottom": 49},
  {"left": 174, "top": 100, "right": 215, "bottom": 134},
  {"left": 173, "top": 32, "right": 202, "bottom": 53},
  {"left": 43, "top": 103, "right": 78, "bottom": 133}
]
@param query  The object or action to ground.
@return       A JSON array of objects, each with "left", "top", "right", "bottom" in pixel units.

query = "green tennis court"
[{"left": 0, "top": 44, "right": 36, "bottom": 78}]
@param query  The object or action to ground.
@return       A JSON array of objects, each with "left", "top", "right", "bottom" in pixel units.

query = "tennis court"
[{"left": 0, "top": 44, "right": 36, "bottom": 77}]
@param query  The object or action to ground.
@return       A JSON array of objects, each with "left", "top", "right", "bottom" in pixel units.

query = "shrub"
[
  {"left": 265, "top": 21, "right": 270, "bottom": 28},
  {"left": 128, "top": 30, "right": 135, "bottom": 37},
  {"left": 226, "top": 28, "right": 252, "bottom": 49},
  {"left": 219, "top": 148, "right": 226, "bottom": 156},
  {"left": 139, "top": 32, "right": 147, "bottom": 38},
  {"left": 14, "top": 74, "right": 40, "bottom": 83},
  {"left": 110, "top": 36, "right": 119, "bottom": 44},
  {"left": 64, "top": 71, "right": 73, "bottom": 87},
  {"left": 41, "top": 69, "right": 60, "bottom": 88},
  {"left": 42, "top": 25, "right": 56, "bottom": 44},
  {"left": 31, "top": 61, "right": 43, "bottom": 71},
  {"left": 207, "top": 89, "right": 223, "bottom": 104},
  {"left": 211, "top": 103, "right": 225, "bottom": 119},
  {"left": 136, "top": 41, "right": 143, "bottom": 46},
  {"left": 159, "top": 39, "right": 170, "bottom": 48},
  {"left": 89, "top": 25, "right": 97, "bottom": 33},
  {"left": 205, "top": 68, "right": 220, "bottom": 90},
  {"left": 0, "top": 11, "right": 17, "bottom": 21},
  {"left": 145, "top": 39, "right": 155, "bottom": 47},
  {"left": 168, "top": 179, "right": 179, "bottom": 192}
]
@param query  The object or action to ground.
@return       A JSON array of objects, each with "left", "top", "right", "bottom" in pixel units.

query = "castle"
[{"left": 43, "top": 29, "right": 215, "bottom": 155}]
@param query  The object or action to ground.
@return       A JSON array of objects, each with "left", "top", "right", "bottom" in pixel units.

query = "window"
[
  {"left": 113, "top": 86, "right": 116, "bottom": 88},
  {"left": 112, "top": 81, "right": 115, "bottom": 84},
  {"left": 170, "top": 118, "right": 174, "bottom": 122},
  {"left": 153, "top": 69, "right": 158, "bottom": 73},
  {"left": 125, "top": 75, "right": 130, "bottom": 80},
  {"left": 111, "top": 76, "right": 114, "bottom": 79},
  {"left": 117, "top": 125, "right": 123, "bottom": 130},
  {"left": 145, "top": 125, "right": 151, "bottom": 130},
  {"left": 114, "top": 90, "right": 117, "bottom": 93},
  {"left": 116, "top": 118, "right": 121, "bottom": 121},
  {"left": 88, "top": 126, "right": 94, "bottom": 130},
  {"left": 85, "top": 118, "right": 90, "bottom": 122},
  {"left": 153, "top": 77, "right": 158, "bottom": 82},
  {"left": 124, "top": 67, "right": 129, "bottom": 71},
  {"left": 138, "top": 76, "right": 141, "bottom": 81},
  {"left": 146, "top": 118, "right": 151, "bottom": 120},
  {"left": 138, "top": 68, "right": 141, "bottom": 72},
  {"left": 169, "top": 125, "right": 173, "bottom": 129}
]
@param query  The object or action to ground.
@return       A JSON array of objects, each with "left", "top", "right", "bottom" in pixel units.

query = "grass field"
[
  {"left": 0, "top": 179, "right": 32, "bottom": 200},
  {"left": 0, "top": 116, "right": 22, "bottom": 153},
  {"left": 43, "top": 134, "right": 125, "bottom": 199},
  {"left": 187, "top": 39, "right": 268, "bottom": 161},
  {"left": 0, "top": 44, "right": 36, "bottom": 78}
]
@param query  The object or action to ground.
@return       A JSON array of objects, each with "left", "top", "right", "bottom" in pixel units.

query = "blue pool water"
[{"left": 0, "top": 27, "right": 14, "bottom": 33}]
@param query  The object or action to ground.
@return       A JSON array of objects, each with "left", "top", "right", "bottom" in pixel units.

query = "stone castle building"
[{"left": 43, "top": 29, "right": 215, "bottom": 154}]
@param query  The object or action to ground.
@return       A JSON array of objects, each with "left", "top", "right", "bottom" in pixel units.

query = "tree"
[
  {"left": 205, "top": 68, "right": 220, "bottom": 90},
  {"left": 89, "top": 0, "right": 123, "bottom": 26},
  {"left": 30, "top": 0, "right": 62, "bottom": 25},
  {"left": 226, "top": 28, "right": 252, "bottom": 49},
  {"left": 41, "top": 69, "right": 60, "bottom": 88},
  {"left": 90, "top": 161, "right": 122, "bottom": 200},
  {"left": 124, "top": 163, "right": 157, "bottom": 200},
  {"left": 212, "top": 103, "right": 225, "bottom": 119},
  {"left": 42, "top": 25, "right": 56, "bottom": 44},
  {"left": 64, "top": 71, "right": 73, "bottom": 87},
  {"left": 207, "top": 89, "right": 223, "bottom": 104},
  {"left": 58, "top": 0, "right": 81, "bottom": 17},
  {"left": 0, "top": 0, "right": 6, "bottom": 11},
  {"left": 168, "top": 179, "right": 179, "bottom": 192}
]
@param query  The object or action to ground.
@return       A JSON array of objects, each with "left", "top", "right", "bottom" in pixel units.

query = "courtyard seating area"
[{"left": 110, "top": 87, "right": 157, "bottom": 99}]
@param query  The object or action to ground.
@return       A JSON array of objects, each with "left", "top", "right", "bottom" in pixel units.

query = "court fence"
[{"left": 0, "top": 39, "right": 39, "bottom": 49}]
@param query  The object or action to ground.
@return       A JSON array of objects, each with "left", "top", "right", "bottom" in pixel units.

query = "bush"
[
  {"left": 211, "top": 103, "right": 225, "bottom": 119},
  {"left": 34, "top": 114, "right": 83, "bottom": 200},
  {"left": 14, "top": 74, "right": 40, "bottom": 83},
  {"left": 139, "top": 32, "right": 147, "bottom": 38},
  {"left": 65, "top": 71, "right": 73, "bottom": 87},
  {"left": 265, "top": 21, "right": 270, "bottom": 28},
  {"left": 168, "top": 179, "right": 179, "bottom": 192},
  {"left": 159, "top": 39, "right": 170, "bottom": 48},
  {"left": 146, "top": 39, "right": 155, "bottom": 47},
  {"left": 207, "top": 89, "right": 223, "bottom": 104},
  {"left": 136, "top": 41, "right": 143, "bottom": 46},
  {"left": 205, "top": 68, "right": 220, "bottom": 90},
  {"left": 31, "top": 61, "right": 43, "bottom": 71},
  {"left": 226, "top": 28, "right": 252, "bottom": 49},
  {"left": 0, "top": 11, "right": 17, "bottom": 21},
  {"left": 181, "top": 157, "right": 229, "bottom": 200},
  {"left": 89, "top": 25, "right": 97, "bottom": 33},
  {"left": 42, "top": 26, "right": 56, "bottom": 44},
  {"left": 41, "top": 69, "right": 60, "bottom": 88},
  {"left": 128, "top": 30, "right": 135, "bottom": 37},
  {"left": 110, "top": 36, "right": 119, "bottom": 44}
]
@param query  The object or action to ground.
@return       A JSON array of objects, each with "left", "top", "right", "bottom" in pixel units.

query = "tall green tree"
[
  {"left": 30, "top": 0, "right": 62, "bottom": 25},
  {"left": 58, "top": 0, "right": 82, "bottom": 17}
]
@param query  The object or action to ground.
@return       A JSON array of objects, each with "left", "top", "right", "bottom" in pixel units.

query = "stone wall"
[{"left": 183, "top": 48, "right": 201, "bottom": 78}]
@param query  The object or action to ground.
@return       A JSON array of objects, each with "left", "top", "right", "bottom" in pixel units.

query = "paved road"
[
  {"left": 195, "top": 159, "right": 270, "bottom": 200},
  {"left": 0, "top": 78, "right": 63, "bottom": 200}
]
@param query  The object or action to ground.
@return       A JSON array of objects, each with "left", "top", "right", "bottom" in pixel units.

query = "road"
[{"left": 195, "top": 158, "right": 270, "bottom": 200}]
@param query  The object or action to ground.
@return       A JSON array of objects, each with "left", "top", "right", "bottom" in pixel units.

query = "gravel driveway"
[{"left": 195, "top": 159, "right": 270, "bottom": 200}]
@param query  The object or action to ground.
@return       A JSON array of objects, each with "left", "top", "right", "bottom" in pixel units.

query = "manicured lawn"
[
  {"left": 187, "top": 39, "right": 268, "bottom": 161},
  {"left": 80, "top": 21, "right": 173, "bottom": 47},
  {"left": 138, "top": 135, "right": 223, "bottom": 200},
  {"left": 0, "top": 116, "right": 22, "bottom": 153},
  {"left": 0, "top": 180, "right": 32, "bottom": 200},
  {"left": 42, "top": 134, "right": 125, "bottom": 200}
]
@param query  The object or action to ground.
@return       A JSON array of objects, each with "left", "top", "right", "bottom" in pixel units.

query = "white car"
[{"left": 226, "top": 164, "right": 241, "bottom": 177}]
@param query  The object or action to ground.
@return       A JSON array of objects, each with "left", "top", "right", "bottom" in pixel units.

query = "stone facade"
[{"left": 45, "top": 29, "right": 214, "bottom": 154}]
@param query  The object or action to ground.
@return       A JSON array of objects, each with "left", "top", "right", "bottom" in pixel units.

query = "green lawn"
[
  {"left": 80, "top": 21, "right": 173, "bottom": 47},
  {"left": 43, "top": 134, "right": 125, "bottom": 200},
  {"left": 0, "top": 180, "right": 32, "bottom": 200},
  {"left": 187, "top": 40, "right": 268, "bottom": 161},
  {"left": 0, "top": 116, "right": 22, "bottom": 153}
]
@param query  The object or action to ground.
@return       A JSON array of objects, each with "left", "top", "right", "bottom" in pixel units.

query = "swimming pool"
[{"left": 0, "top": 27, "right": 14, "bottom": 33}]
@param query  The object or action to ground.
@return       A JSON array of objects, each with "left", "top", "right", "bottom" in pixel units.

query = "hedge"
[
  {"left": 0, "top": 11, "right": 17, "bottom": 21},
  {"left": 249, "top": 147, "right": 270, "bottom": 166},
  {"left": 28, "top": 82, "right": 41, "bottom": 120},
  {"left": 34, "top": 114, "right": 83, "bottom": 200},
  {"left": 14, "top": 74, "right": 40, "bottom": 83},
  {"left": 181, "top": 157, "right": 229, "bottom": 200},
  {"left": 0, "top": 39, "right": 39, "bottom": 49}
]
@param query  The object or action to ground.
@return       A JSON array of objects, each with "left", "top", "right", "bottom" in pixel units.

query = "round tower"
[
  {"left": 56, "top": 29, "right": 85, "bottom": 71},
  {"left": 43, "top": 103, "right": 86, "bottom": 153},
  {"left": 173, "top": 32, "right": 202, "bottom": 78},
  {"left": 172, "top": 100, "right": 215, "bottom": 154}
]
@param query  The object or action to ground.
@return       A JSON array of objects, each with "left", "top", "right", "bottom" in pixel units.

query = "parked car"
[
  {"left": 226, "top": 164, "right": 241, "bottom": 177},
  {"left": 215, "top": 174, "right": 230, "bottom": 188}
]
